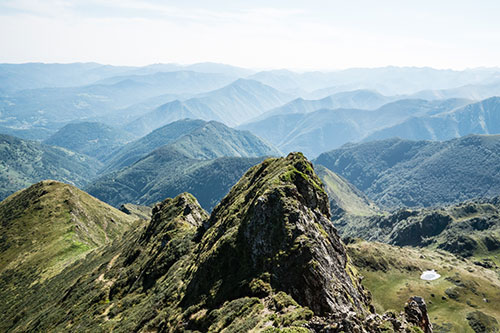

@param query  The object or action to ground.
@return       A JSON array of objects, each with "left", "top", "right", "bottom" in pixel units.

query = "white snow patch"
[{"left": 420, "top": 269, "right": 441, "bottom": 281}]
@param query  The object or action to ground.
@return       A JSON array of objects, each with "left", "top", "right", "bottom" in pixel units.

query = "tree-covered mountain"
[
  {"left": 124, "top": 79, "right": 292, "bottom": 135},
  {"left": 88, "top": 152, "right": 265, "bottom": 211},
  {"left": 366, "top": 96, "right": 500, "bottom": 142},
  {"left": 240, "top": 98, "right": 470, "bottom": 157},
  {"left": 315, "top": 135, "right": 500, "bottom": 208},
  {"left": 1, "top": 153, "right": 428, "bottom": 332},
  {"left": 89, "top": 119, "right": 281, "bottom": 210},
  {"left": 101, "top": 119, "right": 281, "bottom": 173},
  {"left": 341, "top": 197, "right": 500, "bottom": 257},
  {"left": 0, "top": 125, "right": 54, "bottom": 141},
  {"left": 101, "top": 119, "right": 207, "bottom": 172},
  {"left": 44, "top": 122, "right": 136, "bottom": 161},
  {"left": 0, "top": 134, "right": 101, "bottom": 201}
]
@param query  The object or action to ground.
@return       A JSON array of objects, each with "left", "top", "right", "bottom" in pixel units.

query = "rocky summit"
[{"left": 1, "top": 153, "right": 431, "bottom": 332}]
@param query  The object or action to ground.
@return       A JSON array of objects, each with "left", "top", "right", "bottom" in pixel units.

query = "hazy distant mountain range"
[
  {"left": 44, "top": 122, "right": 136, "bottom": 161},
  {"left": 240, "top": 98, "right": 471, "bottom": 157},
  {"left": 123, "top": 79, "right": 292, "bottom": 135},
  {"left": 2, "top": 63, "right": 500, "bottom": 140}
]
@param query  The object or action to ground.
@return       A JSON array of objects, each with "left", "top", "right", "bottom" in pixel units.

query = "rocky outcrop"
[
  {"left": 3, "top": 154, "right": 433, "bottom": 332},
  {"left": 182, "top": 153, "right": 371, "bottom": 320},
  {"left": 405, "top": 296, "right": 432, "bottom": 333},
  {"left": 389, "top": 212, "right": 451, "bottom": 246}
]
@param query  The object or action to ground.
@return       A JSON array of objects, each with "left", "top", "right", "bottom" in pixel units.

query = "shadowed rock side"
[
  {"left": 183, "top": 152, "right": 370, "bottom": 318},
  {"left": 3, "top": 154, "right": 431, "bottom": 332}
]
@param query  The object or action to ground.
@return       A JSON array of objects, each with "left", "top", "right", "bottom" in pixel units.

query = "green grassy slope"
[
  {"left": 315, "top": 164, "right": 380, "bottom": 218},
  {"left": 348, "top": 240, "right": 500, "bottom": 332},
  {"left": 0, "top": 180, "right": 140, "bottom": 331}
]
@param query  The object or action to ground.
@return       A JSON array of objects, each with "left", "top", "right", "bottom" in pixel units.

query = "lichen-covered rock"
[
  {"left": 182, "top": 153, "right": 370, "bottom": 320},
  {"left": 404, "top": 296, "right": 432, "bottom": 333},
  {"left": 466, "top": 310, "right": 499, "bottom": 333}
]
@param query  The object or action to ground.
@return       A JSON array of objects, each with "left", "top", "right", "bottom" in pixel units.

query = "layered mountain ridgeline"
[
  {"left": 315, "top": 135, "right": 500, "bottom": 209},
  {"left": 2, "top": 153, "right": 429, "bottom": 332},
  {"left": 0, "top": 134, "right": 101, "bottom": 201},
  {"left": 124, "top": 79, "right": 292, "bottom": 136},
  {"left": 249, "top": 67, "right": 499, "bottom": 97},
  {"left": 239, "top": 98, "right": 470, "bottom": 157},
  {"left": 88, "top": 152, "right": 265, "bottom": 211},
  {"left": 88, "top": 120, "right": 281, "bottom": 210},
  {"left": 0, "top": 180, "right": 140, "bottom": 331},
  {"left": 0, "top": 125, "right": 54, "bottom": 141},
  {"left": 44, "top": 122, "right": 136, "bottom": 161},
  {"left": 0, "top": 70, "right": 235, "bottom": 131},
  {"left": 410, "top": 80, "right": 500, "bottom": 101},
  {"left": 250, "top": 89, "right": 395, "bottom": 122},
  {"left": 0, "top": 62, "right": 133, "bottom": 92},
  {"left": 347, "top": 240, "right": 500, "bottom": 332},
  {"left": 101, "top": 119, "right": 280, "bottom": 174},
  {"left": 365, "top": 96, "right": 500, "bottom": 142}
]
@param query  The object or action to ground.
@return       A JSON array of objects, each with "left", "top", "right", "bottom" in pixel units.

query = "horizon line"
[{"left": 1, "top": 60, "right": 499, "bottom": 73}]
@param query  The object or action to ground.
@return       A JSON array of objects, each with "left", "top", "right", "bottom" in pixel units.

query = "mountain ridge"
[
  {"left": 0, "top": 134, "right": 101, "bottom": 201},
  {"left": 315, "top": 134, "right": 500, "bottom": 208}
]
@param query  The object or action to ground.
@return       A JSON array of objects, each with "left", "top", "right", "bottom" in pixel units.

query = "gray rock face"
[
  {"left": 184, "top": 153, "right": 371, "bottom": 317},
  {"left": 405, "top": 296, "right": 433, "bottom": 333}
]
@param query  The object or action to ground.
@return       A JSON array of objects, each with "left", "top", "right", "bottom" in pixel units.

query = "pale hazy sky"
[{"left": 1, "top": 0, "right": 499, "bottom": 70}]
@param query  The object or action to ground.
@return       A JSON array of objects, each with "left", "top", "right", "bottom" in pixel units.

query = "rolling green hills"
[
  {"left": 44, "top": 122, "right": 136, "bottom": 161},
  {"left": 315, "top": 135, "right": 500, "bottom": 208},
  {"left": 316, "top": 164, "right": 500, "bottom": 332},
  {"left": 0, "top": 134, "right": 101, "bottom": 201}
]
